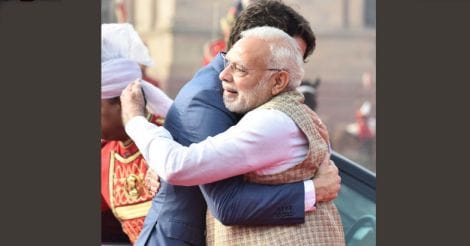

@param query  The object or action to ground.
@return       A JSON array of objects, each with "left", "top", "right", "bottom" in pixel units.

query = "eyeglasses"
[{"left": 221, "top": 52, "right": 283, "bottom": 77}]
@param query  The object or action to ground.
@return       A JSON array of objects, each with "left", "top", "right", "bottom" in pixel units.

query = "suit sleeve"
[{"left": 185, "top": 89, "right": 306, "bottom": 225}]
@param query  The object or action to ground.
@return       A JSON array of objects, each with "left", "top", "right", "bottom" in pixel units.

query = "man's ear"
[{"left": 271, "top": 71, "right": 290, "bottom": 95}]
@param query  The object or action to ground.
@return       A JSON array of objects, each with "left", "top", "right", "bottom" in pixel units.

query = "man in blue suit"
[{"left": 135, "top": 1, "right": 341, "bottom": 245}]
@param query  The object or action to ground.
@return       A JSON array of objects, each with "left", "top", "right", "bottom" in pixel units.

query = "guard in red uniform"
[
  {"left": 101, "top": 23, "right": 173, "bottom": 244},
  {"left": 101, "top": 113, "right": 163, "bottom": 244},
  {"left": 202, "top": 0, "right": 247, "bottom": 65}
]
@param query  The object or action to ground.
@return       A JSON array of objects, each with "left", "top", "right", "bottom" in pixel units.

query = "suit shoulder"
[{"left": 184, "top": 65, "right": 221, "bottom": 91}]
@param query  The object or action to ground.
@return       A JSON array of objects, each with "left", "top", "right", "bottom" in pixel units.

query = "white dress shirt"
[{"left": 126, "top": 109, "right": 317, "bottom": 211}]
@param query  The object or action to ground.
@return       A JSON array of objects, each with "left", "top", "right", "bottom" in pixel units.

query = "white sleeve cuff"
[
  {"left": 125, "top": 116, "right": 173, "bottom": 148},
  {"left": 303, "top": 180, "right": 316, "bottom": 212},
  {"left": 141, "top": 80, "right": 174, "bottom": 117}
]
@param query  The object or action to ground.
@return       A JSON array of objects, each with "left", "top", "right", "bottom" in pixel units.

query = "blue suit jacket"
[{"left": 135, "top": 53, "right": 306, "bottom": 246}]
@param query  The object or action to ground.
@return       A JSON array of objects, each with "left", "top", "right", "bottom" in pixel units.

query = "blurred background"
[{"left": 101, "top": 0, "right": 376, "bottom": 173}]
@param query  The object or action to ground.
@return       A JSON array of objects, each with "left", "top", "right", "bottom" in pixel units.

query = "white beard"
[{"left": 223, "top": 76, "right": 273, "bottom": 114}]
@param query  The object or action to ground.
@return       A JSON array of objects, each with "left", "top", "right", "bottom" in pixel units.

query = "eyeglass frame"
[{"left": 221, "top": 52, "right": 285, "bottom": 77}]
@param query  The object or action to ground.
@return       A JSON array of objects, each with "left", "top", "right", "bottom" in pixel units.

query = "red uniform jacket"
[{"left": 101, "top": 114, "right": 164, "bottom": 244}]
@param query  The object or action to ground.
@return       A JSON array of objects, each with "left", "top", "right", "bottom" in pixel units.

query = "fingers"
[
  {"left": 131, "top": 79, "right": 142, "bottom": 92},
  {"left": 124, "top": 80, "right": 142, "bottom": 96},
  {"left": 144, "top": 168, "right": 160, "bottom": 195},
  {"left": 146, "top": 180, "right": 160, "bottom": 194},
  {"left": 329, "top": 160, "right": 341, "bottom": 185},
  {"left": 122, "top": 80, "right": 141, "bottom": 94},
  {"left": 120, "top": 80, "right": 146, "bottom": 125},
  {"left": 329, "top": 160, "right": 339, "bottom": 173},
  {"left": 314, "top": 158, "right": 342, "bottom": 203},
  {"left": 319, "top": 153, "right": 331, "bottom": 167},
  {"left": 145, "top": 178, "right": 159, "bottom": 194}
]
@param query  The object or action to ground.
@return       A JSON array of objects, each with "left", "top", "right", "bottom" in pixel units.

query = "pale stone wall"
[{"left": 137, "top": 0, "right": 376, "bottom": 99}]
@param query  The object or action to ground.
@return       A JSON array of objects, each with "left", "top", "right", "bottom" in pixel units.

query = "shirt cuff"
[
  {"left": 303, "top": 180, "right": 316, "bottom": 212},
  {"left": 125, "top": 116, "right": 172, "bottom": 145}
]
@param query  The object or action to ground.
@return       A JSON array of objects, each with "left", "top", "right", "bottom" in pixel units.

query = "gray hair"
[{"left": 240, "top": 26, "right": 305, "bottom": 90}]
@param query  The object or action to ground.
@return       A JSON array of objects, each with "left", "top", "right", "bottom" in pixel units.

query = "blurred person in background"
[
  {"left": 298, "top": 77, "right": 321, "bottom": 111},
  {"left": 202, "top": 0, "right": 253, "bottom": 65}
]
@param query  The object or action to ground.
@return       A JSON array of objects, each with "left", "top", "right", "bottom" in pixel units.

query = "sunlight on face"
[{"left": 219, "top": 37, "right": 276, "bottom": 114}]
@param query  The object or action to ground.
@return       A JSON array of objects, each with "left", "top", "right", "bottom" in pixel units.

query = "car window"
[{"left": 335, "top": 184, "right": 376, "bottom": 246}]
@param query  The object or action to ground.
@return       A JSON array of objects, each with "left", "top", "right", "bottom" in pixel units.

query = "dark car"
[{"left": 102, "top": 151, "right": 376, "bottom": 246}]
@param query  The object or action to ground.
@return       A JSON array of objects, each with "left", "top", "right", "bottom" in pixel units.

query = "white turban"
[
  {"left": 101, "top": 58, "right": 142, "bottom": 99},
  {"left": 101, "top": 23, "right": 153, "bottom": 66},
  {"left": 101, "top": 23, "right": 174, "bottom": 116},
  {"left": 101, "top": 23, "right": 152, "bottom": 99}
]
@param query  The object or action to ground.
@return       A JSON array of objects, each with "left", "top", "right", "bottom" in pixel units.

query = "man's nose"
[{"left": 219, "top": 65, "right": 233, "bottom": 82}]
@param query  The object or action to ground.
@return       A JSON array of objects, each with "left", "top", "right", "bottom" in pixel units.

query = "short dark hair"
[{"left": 227, "top": 0, "right": 316, "bottom": 61}]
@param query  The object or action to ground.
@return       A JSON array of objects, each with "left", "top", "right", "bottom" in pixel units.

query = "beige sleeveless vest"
[{"left": 206, "top": 90, "right": 345, "bottom": 245}]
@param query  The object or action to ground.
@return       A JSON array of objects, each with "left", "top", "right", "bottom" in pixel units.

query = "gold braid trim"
[{"left": 114, "top": 201, "right": 152, "bottom": 220}]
